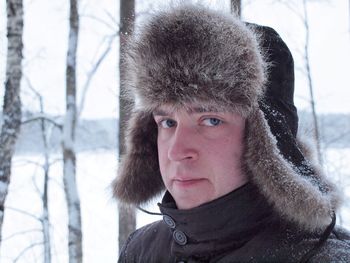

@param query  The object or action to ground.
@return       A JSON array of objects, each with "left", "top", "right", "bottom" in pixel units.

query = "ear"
[{"left": 112, "top": 110, "right": 164, "bottom": 204}]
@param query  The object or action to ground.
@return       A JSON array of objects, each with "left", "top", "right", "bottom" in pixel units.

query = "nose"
[{"left": 167, "top": 125, "right": 198, "bottom": 162}]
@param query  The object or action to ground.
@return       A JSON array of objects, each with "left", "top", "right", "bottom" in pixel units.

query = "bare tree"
[
  {"left": 0, "top": 0, "right": 24, "bottom": 246},
  {"left": 25, "top": 80, "right": 55, "bottom": 263},
  {"left": 301, "top": 0, "right": 322, "bottom": 165},
  {"left": 62, "top": 3, "right": 117, "bottom": 262},
  {"left": 35, "top": 124, "right": 52, "bottom": 263},
  {"left": 3, "top": 82, "right": 60, "bottom": 261},
  {"left": 231, "top": 0, "right": 242, "bottom": 17},
  {"left": 118, "top": 0, "right": 136, "bottom": 252},
  {"left": 4, "top": 207, "right": 44, "bottom": 262},
  {"left": 277, "top": 0, "right": 323, "bottom": 165},
  {"left": 63, "top": 0, "right": 82, "bottom": 262}
]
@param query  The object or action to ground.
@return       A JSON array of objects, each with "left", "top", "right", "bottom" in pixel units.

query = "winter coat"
[{"left": 118, "top": 183, "right": 350, "bottom": 263}]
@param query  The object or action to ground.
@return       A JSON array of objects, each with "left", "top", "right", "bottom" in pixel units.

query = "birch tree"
[
  {"left": 23, "top": 79, "right": 58, "bottom": 263},
  {"left": 118, "top": 0, "right": 136, "bottom": 252},
  {"left": 63, "top": 0, "right": 82, "bottom": 262},
  {"left": 276, "top": 0, "right": 323, "bottom": 165},
  {"left": 301, "top": 0, "right": 322, "bottom": 165},
  {"left": 0, "top": 0, "right": 24, "bottom": 246},
  {"left": 231, "top": 0, "right": 241, "bottom": 17}
]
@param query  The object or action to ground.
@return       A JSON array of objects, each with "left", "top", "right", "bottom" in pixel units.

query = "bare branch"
[
  {"left": 32, "top": 172, "right": 43, "bottom": 199},
  {"left": 12, "top": 157, "right": 60, "bottom": 171},
  {"left": 77, "top": 33, "right": 116, "bottom": 119},
  {"left": 22, "top": 75, "right": 63, "bottom": 135},
  {"left": 13, "top": 241, "right": 44, "bottom": 263},
  {"left": 324, "top": 130, "right": 350, "bottom": 146},
  {"left": 302, "top": 0, "right": 323, "bottom": 165},
  {"left": 275, "top": 0, "right": 304, "bottom": 21},
  {"left": 80, "top": 14, "right": 117, "bottom": 31},
  {"left": 2, "top": 228, "right": 42, "bottom": 241},
  {"left": 22, "top": 48, "right": 45, "bottom": 69},
  {"left": 23, "top": 74, "right": 41, "bottom": 101},
  {"left": 104, "top": 10, "right": 118, "bottom": 25},
  {"left": 5, "top": 206, "right": 42, "bottom": 222},
  {"left": 21, "top": 115, "right": 63, "bottom": 130}
]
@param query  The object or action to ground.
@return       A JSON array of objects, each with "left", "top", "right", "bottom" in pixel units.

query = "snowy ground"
[{"left": 0, "top": 149, "right": 349, "bottom": 262}]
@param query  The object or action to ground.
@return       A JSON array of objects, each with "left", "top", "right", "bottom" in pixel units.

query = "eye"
[
  {"left": 159, "top": 119, "right": 176, "bottom": 128},
  {"left": 202, "top": 117, "right": 223, "bottom": 127}
]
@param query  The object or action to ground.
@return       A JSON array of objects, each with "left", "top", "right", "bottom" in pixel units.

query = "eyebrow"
[
  {"left": 152, "top": 106, "right": 220, "bottom": 117},
  {"left": 152, "top": 109, "right": 169, "bottom": 117},
  {"left": 187, "top": 106, "right": 220, "bottom": 114}
]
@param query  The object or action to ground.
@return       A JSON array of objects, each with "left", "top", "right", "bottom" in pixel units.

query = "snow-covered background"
[
  {"left": 0, "top": 0, "right": 349, "bottom": 262},
  {"left": 0, "top": 149, "right": 349, "bottom": 263}
]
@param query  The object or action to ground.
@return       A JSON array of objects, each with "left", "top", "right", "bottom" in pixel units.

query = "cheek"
[
  {"left": 209, "top": 135, "right": 244, "bottom": 169},
  {"left": 157, "top": 138, "right": 169, "bottom": 176}
]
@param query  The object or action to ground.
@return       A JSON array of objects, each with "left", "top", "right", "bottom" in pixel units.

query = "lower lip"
[{"left": 174, "top": 179, "right": 205, "bottom": 187}]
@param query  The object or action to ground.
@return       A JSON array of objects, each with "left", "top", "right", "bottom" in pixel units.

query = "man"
[{"left": 113, "top": 4, "right": 350, "bottom": 262}]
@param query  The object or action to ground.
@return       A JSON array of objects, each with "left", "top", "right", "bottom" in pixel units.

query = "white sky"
[{"left": 0, "top": 0, "right": 349, "bottom": 119}]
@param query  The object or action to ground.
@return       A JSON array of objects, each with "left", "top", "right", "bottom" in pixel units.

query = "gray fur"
[
  {"left": 123, "top": 4, "right": 266, "bottom": 116},
  {"left": 112, "top": 111, "right": 164, "bottom": 204},
  {"left": 112, "top": 5, "right": 341, "bottom": 231},
  {"left": 245, "top": 109, "right": 341, "bottom": 231}
]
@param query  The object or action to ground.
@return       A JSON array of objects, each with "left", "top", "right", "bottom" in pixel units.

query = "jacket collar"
[{"left": 158, "top": 183, "right": 275, "bottom": 258}]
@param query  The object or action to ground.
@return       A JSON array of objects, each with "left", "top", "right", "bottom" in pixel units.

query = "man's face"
[{"left": 153, "top": 104, "right": 247, "bottom": 210}]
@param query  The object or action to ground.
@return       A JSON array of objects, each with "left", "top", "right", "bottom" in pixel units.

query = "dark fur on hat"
[
  {"left": 114, "top": 110, "right": 163, "bottom": 204},
  {"left": 112, "top": 5, "right": 341, "bottom": 231}
]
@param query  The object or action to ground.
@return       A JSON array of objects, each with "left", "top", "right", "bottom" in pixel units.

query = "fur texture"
[
  {"left": 245, "top": 108, "right": 341, "bottom": 231},
  {"left": 112, "top": 111, "right": 163, "bottom": 204},
  {"left": 112, "top": 5, "right": 341, "bottom": 231},
  {"left": 123, "top": 4, "right": 266, "bottom": 117}
]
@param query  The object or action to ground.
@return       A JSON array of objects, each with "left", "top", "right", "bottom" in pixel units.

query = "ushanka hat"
[{"left": 113, "top": 5, "right": 341, "bottom": 231}]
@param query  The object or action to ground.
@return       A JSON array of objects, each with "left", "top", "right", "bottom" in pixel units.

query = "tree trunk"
[
  {"left": 63, "top": 0, "right": 82, "bottom": 262},
  {"left": 118, "top": 0, "right": 136, "bottom": 253},
  {"left": 0, "top": 0, "right": 23, "bottom": 246},
  {"left": 231, "top": 0, "right": 241, "bottom": 17},
  {"left": 302, "top": 0, "right": 322, "bottom": 166},
  {"left": 39, "top": 96, "right": 51, "bottom": 263}
]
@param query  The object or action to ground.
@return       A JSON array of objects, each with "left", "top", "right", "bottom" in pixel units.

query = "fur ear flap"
[
  {"left": 244, "top": 108, "right": 341, "bottom": 231},
  {"left": 112, "top": 110, "right": 164, "bottom": 204}
]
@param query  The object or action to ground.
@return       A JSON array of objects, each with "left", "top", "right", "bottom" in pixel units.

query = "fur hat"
[{"left": 112, "top": 5, "right": 341, "bottom": 231}]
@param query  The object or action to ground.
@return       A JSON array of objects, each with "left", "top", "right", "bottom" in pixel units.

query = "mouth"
[{"left": 173, "top": 178, "right": 206, "bottom": 187}]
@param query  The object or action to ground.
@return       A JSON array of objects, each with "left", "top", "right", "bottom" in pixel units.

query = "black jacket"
[{"left": 118, "top": 183, "right": 350, "bottom": 263}]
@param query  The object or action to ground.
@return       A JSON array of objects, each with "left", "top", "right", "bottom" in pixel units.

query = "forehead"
[{"left": 152, "top": 103, "right": 230, "bottom": 116}]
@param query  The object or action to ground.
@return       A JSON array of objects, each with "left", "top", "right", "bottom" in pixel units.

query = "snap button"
[
  {"left": 163, "top": 215, "right": 176, "bottom": 229},
  {"left": 173, "top": 229, "right": 187, "bottom": 245}
]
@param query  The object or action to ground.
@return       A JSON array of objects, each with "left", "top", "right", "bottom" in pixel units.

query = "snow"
[
  {"left": 0, "top": 148, "right": 349, "bottom": 262},
  {"left": 1, "top": 151, "right": 118, "bottom": 263}
]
